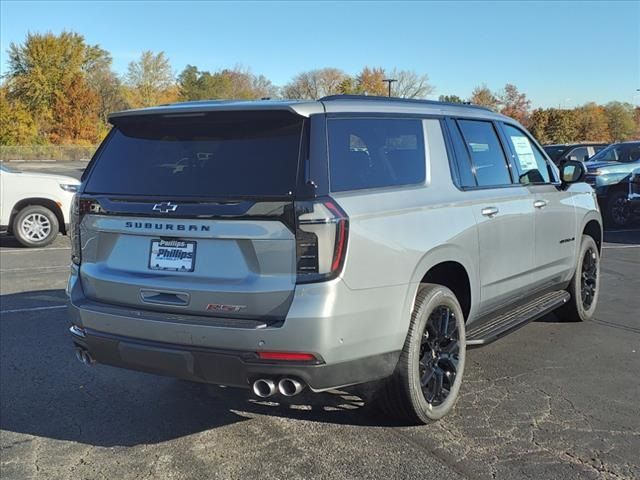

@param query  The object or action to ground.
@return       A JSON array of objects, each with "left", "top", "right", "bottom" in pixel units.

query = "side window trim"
[{"left": 442, "top": 118, "right": 472, "bottom": 189}]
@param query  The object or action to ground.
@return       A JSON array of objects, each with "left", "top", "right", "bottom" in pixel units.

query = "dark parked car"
[
  {"left": 544, "top": 143, "right": 609, "bottom": 165},
  {"left": 584, "top": 141, "right": 640, "bottom": 227}
]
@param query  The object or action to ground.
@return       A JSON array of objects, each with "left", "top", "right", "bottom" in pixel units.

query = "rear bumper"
[
  {"left": 70, "top": 326, "right": 399, "bottom": 391},
  {"left": 67, "top": 267, "right": 409, "bottom": 390}
]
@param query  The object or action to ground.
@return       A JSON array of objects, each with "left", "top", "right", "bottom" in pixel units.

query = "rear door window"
[
  {"left": 501, "top": 123, "right": 552, "bottom": 184},
  {"left": 457, "top": 120, "right": 512, "bottom": 187},
  {"left": 327, "top": 118, "right": 426, "bottom": 192},
  {"left": 85, "top": 111, "right": 305, "bottom": 198}
]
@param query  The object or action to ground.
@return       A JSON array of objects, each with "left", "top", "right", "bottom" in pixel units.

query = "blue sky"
[{"left": 1, "top": 0, "right": 638, "bottom": 107}]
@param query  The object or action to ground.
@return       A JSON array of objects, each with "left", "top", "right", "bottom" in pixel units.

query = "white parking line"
[
  {"left": 0, "top": 247, "right": 71, "bottom": 254},
  {"left": 1, "top": 305, "right": 66, "bottom": 314},
  {"left": 602, "top": 245, "right": 640, "bottom": 249},
  {"left": 0, "top": 265, "right": 69, "bottom": 273}
]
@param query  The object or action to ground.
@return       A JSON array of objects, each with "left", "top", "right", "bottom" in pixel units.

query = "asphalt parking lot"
[{"left": 1, "top": 164, "right": 639, "bottom": 480}]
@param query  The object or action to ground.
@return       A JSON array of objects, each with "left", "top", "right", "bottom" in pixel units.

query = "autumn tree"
[
  {"left": 49, "top": 75, "right": 100, "bottom": 144},
  {"left": 604, "top": 102, "right": 636, "bottom": 142},
  {"left": 282, "top": 68, "right": 347, "bottom": 99},
  {"left": 124, "top": 51, "right": 177, "bottom": 107},
  {"left": 354, "top": 67, "right": 387, "bottom": 96},
  {"left": 545, "top": 109, "right": 578, "bottom": 144},
  {"left": 527, "top": 108, "right": 551, "bottom": 144},
  {"left": 498, "top": 84, "right": 531, "bottom": 124},
  {"left": 470, "top": 84, "right": 499, "bottom": 110},
  {"left": 0, "top": 86, "right": 37, "bottom": 145},
  {"left": 574, "top": 103, "right": 609, "bottom": 141},
  {"left": 5, "top": 31, "right": 107, "bottom": 138},
  {"left": 439, "top": 94, "right": 465, "bottom": 103}
]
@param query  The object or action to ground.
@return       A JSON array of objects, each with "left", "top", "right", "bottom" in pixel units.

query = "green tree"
[
  {"left": 0, "top": 86, "right": 37, "bottom": 145},
  {"left": 178, "top": 66, "right": 277, "bottom": 100},
  {"left": 438, "top": 95, "right": 465, "bottom": 103},
  {"left": 470, "top": 84, "right": 499, "bottom": 110},
  {"left": 498, "top": 84, "right": 531, "bottom": 125},
  {"left": 604, "top": 102, "right": 636, "bottom": 142},
  {"left": 124, "top": 51, "right": 176, "bottom": 107}
]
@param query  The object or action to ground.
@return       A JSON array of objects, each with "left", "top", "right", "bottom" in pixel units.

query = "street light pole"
[{"left": 383, "top": 79, "right": 397, "bottom": 97}]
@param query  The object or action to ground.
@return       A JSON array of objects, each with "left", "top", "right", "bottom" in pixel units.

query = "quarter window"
[
  {"left": 502, "top": 124, "right": 551, "bottom": 184},
  {"left": 457, "top": 120, "right": 512, "bottom": 187},
  {"left": 328, "top": 118, "right": 426, "bottom": 192}
]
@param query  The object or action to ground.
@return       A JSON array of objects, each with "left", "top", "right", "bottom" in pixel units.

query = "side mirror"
[{"left": 560, "top": 160, "right": 586, "bottom": 185}]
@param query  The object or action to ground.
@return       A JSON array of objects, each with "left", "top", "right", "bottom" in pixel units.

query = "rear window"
[
  {"left": 85, "top": 111, "right": 304, "bottom": 197},
  {"left": 328, "top": 118, "right": 426, "bottom": 192}
]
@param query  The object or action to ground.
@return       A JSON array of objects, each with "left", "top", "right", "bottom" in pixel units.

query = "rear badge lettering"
[
  {"left": 125, "top": 221, "right": 210, "bottom": 232},
  {"left": 206, "top": 303, "right": 247, "bottom": 313}
]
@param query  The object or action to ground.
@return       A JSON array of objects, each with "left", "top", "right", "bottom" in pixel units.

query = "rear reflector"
[{"left": 257, "top": 351, "right": 317, "bottom": 362}]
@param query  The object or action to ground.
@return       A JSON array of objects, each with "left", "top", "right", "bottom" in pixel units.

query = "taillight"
[
  {"left": 71, "top": 197, "right": 104, "bottom": 265},
  {"left": 295, "top": 197, "right": 348, "bottom": 283}
]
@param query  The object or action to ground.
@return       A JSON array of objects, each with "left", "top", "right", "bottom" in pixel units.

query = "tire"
[
  {"left": 376, "top": 283, "right": 466, "bottom": 424},
  {"left": 605, "top": 191, "right": 632, "bottom": 228},
  {"left": 557, "top": 235, "right": 600, "bottom": 322},
  {"left": 12, "top": 205, "right": 59, "bottom": 248}
]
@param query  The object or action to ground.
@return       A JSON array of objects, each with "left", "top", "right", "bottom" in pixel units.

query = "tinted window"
[
  {"left": 589, "top": 143, "right": 640, "bottom": 163},
  {"left": 328, "top": 118, "right": 425, "bottom": 191},
  {"left": 457, "top": 120, "right": 512, "bottom": 186},
  {"left": 568, "top": 147, "right": 589, "bottom": 162},
  {"left": 502, "top": 124, "right": 551, "bottom": 184},
  {"left": 85, "top": 111, "right": 304, "bottom": 197},
  {"left": 543, "top": 146, "right": 569, "bottom": 162}
]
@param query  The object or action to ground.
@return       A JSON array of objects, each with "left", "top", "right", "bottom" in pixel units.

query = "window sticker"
[{"left": 510, "top": 135, "right": 538, "bottom": 171}]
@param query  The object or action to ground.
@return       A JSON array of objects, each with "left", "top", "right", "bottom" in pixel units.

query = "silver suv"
[{"left": 68, "top": 96, "right": 602, "bottom": 424}]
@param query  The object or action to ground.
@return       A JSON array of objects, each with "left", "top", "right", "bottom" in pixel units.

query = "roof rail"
[{"left": 319, "top": 94, "right": 493, "bottom": 112}]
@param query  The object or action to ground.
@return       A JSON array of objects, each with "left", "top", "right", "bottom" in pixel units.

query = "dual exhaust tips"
[
  {"left": 253, "top": 378, "right": 305, "bottom": 398},
  {"left": 75, "top": 347, "right": 94, "bottom": 366}
]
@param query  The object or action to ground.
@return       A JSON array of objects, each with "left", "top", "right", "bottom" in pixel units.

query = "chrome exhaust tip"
[
  {"left": 252, "top": 379, "right": 277, "bottom": 398},
  {"left": 278, "top": 377, "right": 305, "bottom": 397}
]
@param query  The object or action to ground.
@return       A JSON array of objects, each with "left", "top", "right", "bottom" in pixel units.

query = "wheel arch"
[
  {"left": 9, "top": 198, "right": 65, "bottom": 235},
  {"left": 404, "top": 245, "right": 478, "bottom": 326}
]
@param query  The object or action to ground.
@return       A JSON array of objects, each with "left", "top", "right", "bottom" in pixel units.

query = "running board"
[{"left": 466, "top": 290, "right": 570, "bottom": 348}]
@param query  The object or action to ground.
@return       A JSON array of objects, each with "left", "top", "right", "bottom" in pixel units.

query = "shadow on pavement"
[{"left": 0, "top": 290, "right": 391, "bottom": 449}]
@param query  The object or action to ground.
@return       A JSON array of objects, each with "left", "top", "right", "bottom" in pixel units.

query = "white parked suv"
[{"left": 0, "top": 163, "right": 80, "bottom": 247}]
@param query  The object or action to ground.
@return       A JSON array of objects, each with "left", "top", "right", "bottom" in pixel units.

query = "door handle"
[
  {"left": 533, "top": 200, "right": 548, "bottom": 209},
  {"left": 481, "top": 206, "right": 499, "bottom": 218}
]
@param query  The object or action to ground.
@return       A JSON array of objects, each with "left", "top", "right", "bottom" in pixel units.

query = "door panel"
[
  {"left": 473, "top": 188, "right": 536, "bottom": 315},
  {"left": 529, "top": 184, "right": 577, "bottom": 286}
]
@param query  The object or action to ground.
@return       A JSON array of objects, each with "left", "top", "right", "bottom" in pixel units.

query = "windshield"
[
  {"left": 85, "top": 111, "right": 305, "bottom": 198},
  {"left": 587, "top": 143, "right": 640, "bottom": 163},
  {"left": 543, "top": 146, "right": 569, "bottom": 162}
]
